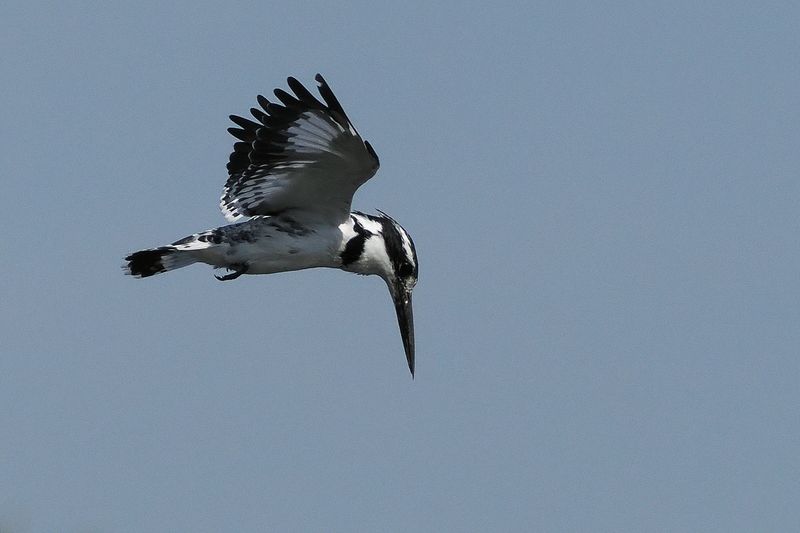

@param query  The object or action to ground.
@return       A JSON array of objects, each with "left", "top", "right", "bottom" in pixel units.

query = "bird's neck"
[{"left": 338, "top": 213, "right": 392, "bottom": 279}]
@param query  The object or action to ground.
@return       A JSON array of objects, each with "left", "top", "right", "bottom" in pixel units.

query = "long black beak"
[{"left": 392, "top": 288, "right": 415, "bottom": 377}]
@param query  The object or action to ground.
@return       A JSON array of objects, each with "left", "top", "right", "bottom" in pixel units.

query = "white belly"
[{"left": 191, "top": 216, "right": 344, "bottom": 275}]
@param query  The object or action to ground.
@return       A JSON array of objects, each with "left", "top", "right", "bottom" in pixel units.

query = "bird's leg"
[{"left": 215, "top": 263, "right": 249, "bottom": 281}]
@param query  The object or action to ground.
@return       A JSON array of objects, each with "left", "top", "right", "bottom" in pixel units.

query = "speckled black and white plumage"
[{"left": 123, "top": 75, "right": 419, "bottom": 376}]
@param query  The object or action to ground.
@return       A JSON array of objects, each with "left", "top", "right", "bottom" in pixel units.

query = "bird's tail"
[{"left": 123, "top": 246, "right": 199, "bottom": 278}]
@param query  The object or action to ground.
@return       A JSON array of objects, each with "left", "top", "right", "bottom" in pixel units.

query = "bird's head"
[
  {"left": 378, "top": 212, "right": 418, "bottom": 377},
  {"left": 344, "top": 211, "right": 418, "bottom": 376},
  {"left": 378, "top": 213, "right": 418, "bottom": 377}
]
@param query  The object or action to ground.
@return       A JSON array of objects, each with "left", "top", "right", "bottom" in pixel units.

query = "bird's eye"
[{"left": 398, "top": 263, "right": 413, "bottom": 277}]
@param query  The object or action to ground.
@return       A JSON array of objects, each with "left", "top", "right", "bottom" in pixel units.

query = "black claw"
[{"left": 215, "top": 264, "right": 248, "bottom": 281}]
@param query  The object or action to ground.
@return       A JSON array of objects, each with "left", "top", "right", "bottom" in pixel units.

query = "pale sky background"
[{"left": 2, "top": 1, "right": 799, "bottom": 531}]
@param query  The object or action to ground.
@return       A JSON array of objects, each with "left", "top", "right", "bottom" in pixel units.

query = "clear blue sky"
[{"left": 2, "top": 1, "right": 799, "bottom": 531}]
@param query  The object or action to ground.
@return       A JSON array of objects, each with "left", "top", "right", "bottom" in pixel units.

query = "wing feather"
[{"left": 221, "top": 74, "right": 379, "bottom": 223}]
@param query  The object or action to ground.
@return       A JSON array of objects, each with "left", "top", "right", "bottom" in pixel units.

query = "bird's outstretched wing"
[{"left": 221, "top": 74, "right": 380, "bottom": 224}]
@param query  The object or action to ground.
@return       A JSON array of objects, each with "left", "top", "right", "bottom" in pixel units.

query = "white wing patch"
[{"left": 287, "top": 111, "right": 346, "bottom": 155}]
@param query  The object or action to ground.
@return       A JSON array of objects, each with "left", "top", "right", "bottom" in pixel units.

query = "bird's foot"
[{"left": 215, "top": 263, "right": 248, "bottom": 281}]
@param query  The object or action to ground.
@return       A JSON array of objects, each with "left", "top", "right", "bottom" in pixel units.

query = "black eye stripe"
[{"left": 377, "top": 217, "right": 416, "bottom": 277}]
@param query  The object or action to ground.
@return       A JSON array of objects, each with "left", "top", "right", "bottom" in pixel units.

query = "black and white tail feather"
[
  {"left": 126, "top": 247, "right": 189, "bottom": 278},
  {"left": 124, "top": 229, "right": 221, "bottom": 278},
  {"left": 123, "top": 74, "right": 419, "bottom": 376}
]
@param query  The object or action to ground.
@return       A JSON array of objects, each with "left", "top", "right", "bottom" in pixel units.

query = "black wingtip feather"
[
  {"left": 229, "top": 115, "right": 260, "bottom": 130},
  {"left": 265, "top": 102, "right": 290, "bottom": 118},
  {"left": 227, "top": 127, "right": 254, "bottom": 142},
  {"left": 250, "top": 107, "right": 267, "bottom": 123},
  {"left": 287, "top": 76, "right": 324, "bottom": 109},
  {"left": 256, "top": 94, "right": 270, "bottom": 110},
  {"left": 364, "top": 140, "right": 379, "bottom": 166},
  {"left": 273, "top": 88, "right": 301, "bottom": 108},
  {"left": 314, "top": 73, "right": 349, "bottom": 123}
]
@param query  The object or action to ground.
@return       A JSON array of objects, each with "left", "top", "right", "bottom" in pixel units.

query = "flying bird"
[{"left": 123, "top": 74, "right": 419, "bottom": 376}]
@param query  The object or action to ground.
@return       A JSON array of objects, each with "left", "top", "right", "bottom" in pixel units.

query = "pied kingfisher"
[{"left": 124, "top": 75, "right": 419, "bottom": 376}]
